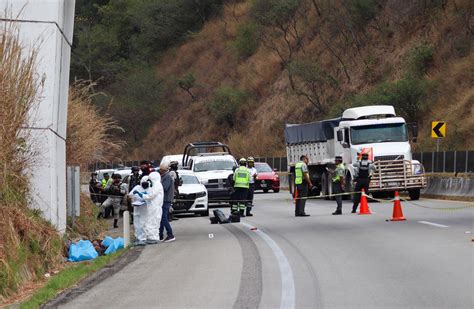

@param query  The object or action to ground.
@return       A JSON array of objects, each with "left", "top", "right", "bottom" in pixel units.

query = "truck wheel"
[
  {"left": 201, "top": 209, "right": 209, "bottom": 217},
  {"left": 343, "top": 174, "right": 354, "bottom": 201},
  {"left": 321, "top": 172, "right": 329, "bottom": 200},
  {"left": 408, "top": 189, "right": 420, "bottom": 200}
]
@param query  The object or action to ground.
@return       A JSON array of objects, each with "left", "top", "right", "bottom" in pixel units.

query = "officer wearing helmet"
[
  {"left": 233, "top": 158, "right": 251, "bottom": 216},
  {"left": 246, "top": 157, "right": 258, "bottom": 216}
]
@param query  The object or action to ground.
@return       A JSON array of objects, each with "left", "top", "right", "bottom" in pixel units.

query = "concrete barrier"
[
  {"left": 421, "top": 177, "right": 474, "bottom": 198},
  {"left": 278, "top": 173, "right": 289, "bottom": 189}
]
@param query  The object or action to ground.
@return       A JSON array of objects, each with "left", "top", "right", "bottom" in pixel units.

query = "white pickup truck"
[
  {"left": 182, "top": 142, "right": 237, "bottom": 204},
  {"left": 285, "top": 105, "right": 426, "bottom": 200}
]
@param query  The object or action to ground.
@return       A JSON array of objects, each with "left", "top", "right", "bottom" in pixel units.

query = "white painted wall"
[{"left": 0, "top": 0, "right": 76, "bottom": 232}]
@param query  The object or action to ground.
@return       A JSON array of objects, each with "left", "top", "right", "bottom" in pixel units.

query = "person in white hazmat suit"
[
  {"left": 143, "top": 172, "right": 163, "bottom": 244},
  {"left": 128, "top": 177, "right": 149, "bottom": 246}
]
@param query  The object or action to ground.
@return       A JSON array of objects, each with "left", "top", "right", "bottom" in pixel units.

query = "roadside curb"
[{"left": 42, "top": 246, "right": 144, "bottom": 308}]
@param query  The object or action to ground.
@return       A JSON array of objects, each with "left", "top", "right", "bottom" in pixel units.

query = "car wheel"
[
  {"left": 273, "top": 189, "right": 280, "bottom": 193},
  {"left": 263, "top": 188, "right": 269, "bottom": 193}
]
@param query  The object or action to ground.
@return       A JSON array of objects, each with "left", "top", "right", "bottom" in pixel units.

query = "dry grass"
[
  {"left": 0, "top": 18, "right": 63, "bottom": 302},
  {"left": 67, "top": 81, "right": 124, "bottom": 168}
]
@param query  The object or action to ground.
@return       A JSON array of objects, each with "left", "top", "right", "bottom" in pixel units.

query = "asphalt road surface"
[{"left": 60, "top": 192, "right": 473, "bottom": 309}]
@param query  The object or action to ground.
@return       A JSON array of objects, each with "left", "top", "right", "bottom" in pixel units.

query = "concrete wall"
[
  {"left": 422, "top": 177, "right": 474, "bottom": 198},
  {"left": 0, "top": 0, "right": 75, "bottom": 232}
]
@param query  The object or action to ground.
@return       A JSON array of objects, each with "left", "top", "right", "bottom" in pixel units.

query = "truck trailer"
[{"left": 285, "top": 105, "right": 426, "bottom": 200}]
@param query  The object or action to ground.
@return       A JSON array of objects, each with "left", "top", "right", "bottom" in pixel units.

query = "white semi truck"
[{"left": 285, "top": 105, "right": 426, "bottom": 200}]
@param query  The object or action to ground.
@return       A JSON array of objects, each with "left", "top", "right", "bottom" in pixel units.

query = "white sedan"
[{"left": 173, "top": 170, "right": 209, "bottom": 216}]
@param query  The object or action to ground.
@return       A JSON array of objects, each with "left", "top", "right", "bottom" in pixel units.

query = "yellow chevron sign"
[{"left": 431, "top": 121, "right": 446, "bottom": 138}]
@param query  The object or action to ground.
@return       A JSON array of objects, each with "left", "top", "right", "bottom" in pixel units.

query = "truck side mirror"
[{"left": 337, "top": 130, "right": 343, "bottom": 142}]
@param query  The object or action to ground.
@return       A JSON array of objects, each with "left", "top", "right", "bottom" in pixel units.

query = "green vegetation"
[
  {"left": 177, "top": 73, "right": 197, "bottom": 100},
  {"left": 209, "top": 86, "right": 248, "bottom": 127},
  {"left": 20, "top": 250, "right": 126, "bottom": 309},
  {"left": 406, "top": 43, "right": 434, "bottom": 77},
  {"left": 346, "top": 0, "right": 379, "bottom": 27},
  {"left": 233, "top": 22, "right": 261, "bottom": 58},
  {"left": 71, "top": 0, "right": 226, "bottom": 145}
]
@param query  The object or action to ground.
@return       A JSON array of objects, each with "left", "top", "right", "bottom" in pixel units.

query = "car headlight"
[
  {"left": 195, "top": 191, "right": 207, "bottom": 198},
  {"left": 200, "top": 179, "right": 208, "bottom": 185}
]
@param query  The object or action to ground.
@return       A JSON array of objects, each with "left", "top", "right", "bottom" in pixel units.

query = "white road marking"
[
  {"left": 418, "top": 221, "right": 450, "bottom": 228},
  {"left": 242, "top": 222, "right": 295, "bottom": 309}
]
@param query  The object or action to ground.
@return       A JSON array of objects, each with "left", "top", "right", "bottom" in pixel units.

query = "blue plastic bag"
[
  {"left": 68, "top": 240, "right": 98, "bottom": 262},
  {"left": 101, "top": 236, "right": 114, "bottom": 248},
  {"left": 104, "top": 237, "right": 124, "bottom": 255}
]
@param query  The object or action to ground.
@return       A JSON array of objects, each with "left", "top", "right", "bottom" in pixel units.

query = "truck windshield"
[
  {"left": 350, "top": 123, "right": 408, "bottom": 145},
  {"left": 194, "top": 160, "right": 236, "bottom": 172}
]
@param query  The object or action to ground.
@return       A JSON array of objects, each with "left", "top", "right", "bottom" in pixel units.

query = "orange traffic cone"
[
  {"left": 390, "top": 191, "right": 406, "bottom": 221},
  {"left": 358, "top": 188, "right": 372, "bottom": 215}
]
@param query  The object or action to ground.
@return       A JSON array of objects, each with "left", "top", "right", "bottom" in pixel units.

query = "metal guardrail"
[{"left": 88, "top": 151, "right": 473, "bottom": 174}]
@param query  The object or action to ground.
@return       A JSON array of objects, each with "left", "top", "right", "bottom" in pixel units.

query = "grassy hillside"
[
  {"left": 134, "top": 0, "right": 472, "bottom": 159},
  {"left": 73, "top": 0, "right": 472, "bottom": 159}
]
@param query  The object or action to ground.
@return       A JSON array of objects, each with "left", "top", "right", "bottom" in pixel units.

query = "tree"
[
  {"left": 287, "top": 57, "right": 339, "bottom": 115},
  {"left": 209, "top": 86, "right": 248, "bottom": 127},
  {"left": 177, "top": 73, "right": 197, "bottom": 100}
]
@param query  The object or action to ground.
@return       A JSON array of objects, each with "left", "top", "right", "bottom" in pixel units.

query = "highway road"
[{"left": 59, "top": 192, "right": 473, "bottom": 309}]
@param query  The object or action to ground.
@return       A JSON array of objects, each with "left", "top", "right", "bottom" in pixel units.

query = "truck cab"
[
  {"left": 285, "top": 105, "right": 426, "bottom": 200},
  {"left": 182, "top": 142, "right": 237, "bottom": 204}
]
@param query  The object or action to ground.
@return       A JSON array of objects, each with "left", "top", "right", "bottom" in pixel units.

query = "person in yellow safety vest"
[
  {"left": 332, "top": 156, "right": 346, "bottom": 215},
  {"left": 294, "top": 155, "right": 313, "bottom": 217},
  {"left": 233, "top": 158, "right": 251, "bottom": 217},
  {"left": 101, "top": 173, "right": 110, "bottom": 188}
]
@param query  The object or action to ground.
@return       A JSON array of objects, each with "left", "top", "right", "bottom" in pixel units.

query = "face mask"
[{"left": 141, "top": 182, "right": 149, "bottom": 189}]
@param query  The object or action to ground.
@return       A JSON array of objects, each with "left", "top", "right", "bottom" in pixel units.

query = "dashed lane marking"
[{"left": 418, "top": 221, "right": 450, "bottom": 228}]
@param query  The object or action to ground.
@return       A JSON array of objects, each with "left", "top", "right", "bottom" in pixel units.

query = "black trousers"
[
  {"left": 295, "top": 183, "right": 308, "bottom": 216},
  {"left": 352, "top": 178, "right": 370, "bottom": 210},
  {"left": 333, "top": 182, "right": 343, "bottom": 212},
  {"left": 246, "top": 184, "right": 255, "bottom": 214}
]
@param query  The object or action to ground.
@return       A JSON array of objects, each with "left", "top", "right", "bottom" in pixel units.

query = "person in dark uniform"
[
  {"left": 294, "top": 155, "right": 313, "bottom": 217},
  {"left": 332, "top": 156, "right": 345, "bottom": 215},
  {"left": 352, "top": 153, "right": 375, "bottom": 213}
]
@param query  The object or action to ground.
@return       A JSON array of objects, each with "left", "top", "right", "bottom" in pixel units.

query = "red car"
[{"left": 254, "top": 162, "right": 280, "bottom": 193}]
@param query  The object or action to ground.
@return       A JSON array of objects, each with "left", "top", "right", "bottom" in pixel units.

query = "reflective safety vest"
[
  {"left": 101, "top": 179, "right": 108, "bottom": 188},
  {"left": 332, "top": 163, "right": 345, "bottom": 183},
  {"left": 295, "top": 162, "right": 304, "bottom": 185},
  {"left": 234, "top": 166, "right": 250, "bottom": 189}
]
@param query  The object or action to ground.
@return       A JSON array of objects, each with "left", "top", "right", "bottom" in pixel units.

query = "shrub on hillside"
[
  {"left": 346, "top": 0, "right": 379, "bottom": 27},
  {"left": 233, "top": 22, "right": 261, "bottom": 58},
  {"left": 209, "top": 86, "right": 248, "bottom": 127},
  {"left": 406, "top": 43, "right": 434, "bottom": 77}
]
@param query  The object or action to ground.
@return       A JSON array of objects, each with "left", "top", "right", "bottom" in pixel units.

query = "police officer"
[
  {"left": 246, "top": 157, "right": 257, "bottom": 217},
  {"left": 352, "top": 153, "right": 375, "bottom": 213},
  {"left": 233, "top": 158, "right": 251, "bottom": 217},
  {"left": 294, "top": 155, "right": 313, "bottom": 217},
  {"left": 332, "top": 156, "right": 345, "bottom": 215}
]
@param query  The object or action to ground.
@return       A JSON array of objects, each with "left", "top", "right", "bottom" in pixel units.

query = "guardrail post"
[
  {"left": 443, "top": 151, "right": 446, "bottom": 173},
  {"left": 466, "top": 151, "right": 469, "bottom": 173},
  {"left": 432, "top": 152, "right": 435, "bottom": 173}
]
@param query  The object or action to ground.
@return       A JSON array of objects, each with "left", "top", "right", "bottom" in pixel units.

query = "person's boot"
[
  {"left": 332, "top": 210, "right": 342, "bottom": 215},
  {"left": 97, "top": 212, "right": 103, "bottom": 219},
  {"left": 246, "top": 207, "right": 253, "bottom": 217},
  {"left": 351, "top": 206, "right": 357, "bottom": 213},
  {"left": 113, "top": 219, "right": 119, "bottom": 228},
  {"left": 239, "top": 209, "right": 245, "bottom": 217}
]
